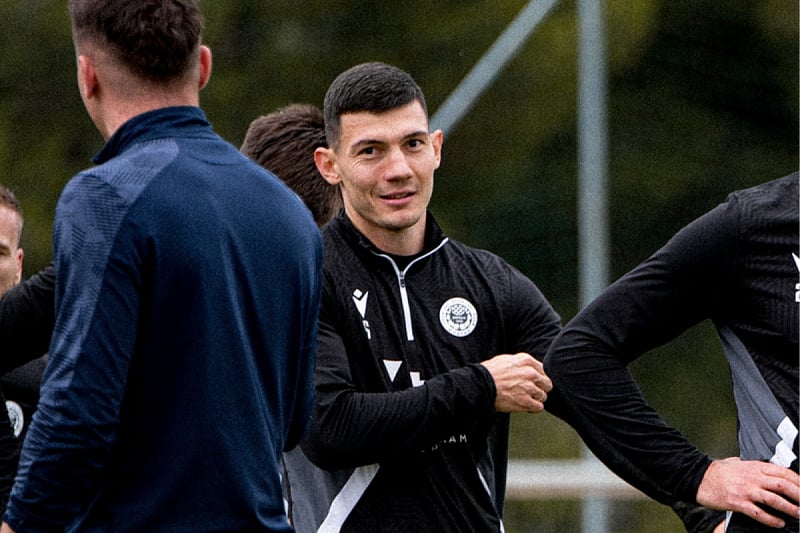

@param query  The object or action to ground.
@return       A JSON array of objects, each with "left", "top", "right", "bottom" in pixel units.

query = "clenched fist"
[{"left": 480, "top": 352, "right": 552, "bottom": 413}]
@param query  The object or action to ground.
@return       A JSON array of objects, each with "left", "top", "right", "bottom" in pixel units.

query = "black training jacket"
[
  {"left": 545, "top": 173, "right": 799, "bottom": 533},
  {"left": 295, "top": 211, "right": 561, "bottom": 533},
  {"left": 0, "top": 264, "right": 54, "bottom": 370},
  {"left": 0, "top": 264, "right": 54, "bottom": 513}
]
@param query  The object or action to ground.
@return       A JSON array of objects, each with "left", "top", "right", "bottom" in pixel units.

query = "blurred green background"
[{"left": 0, "top": 1, "right": 796, "bottom": 531}]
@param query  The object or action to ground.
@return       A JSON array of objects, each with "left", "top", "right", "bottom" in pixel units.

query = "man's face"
[
  {"left": 318, "top": 100, "right": 442, "bottom": 253},
  {"left": 0, "top": 205, "right": 22, "bottom": 296}
]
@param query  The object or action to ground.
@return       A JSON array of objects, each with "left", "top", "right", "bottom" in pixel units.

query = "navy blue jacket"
[{"left": 4, "top": 107, "right": 323, "bottom": 532}]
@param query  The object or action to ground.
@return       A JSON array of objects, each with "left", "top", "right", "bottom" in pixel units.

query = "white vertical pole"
[{"left": 577, "top": 0, "right": 611, "bottom": 531}]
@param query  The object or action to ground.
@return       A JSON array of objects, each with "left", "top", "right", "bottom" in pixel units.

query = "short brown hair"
[
  {"left": 241, "top": 104, "right": 341, "bottom": 227},
  {"left": 68, "top": 0, "right": 204, "bottom": 83},
  {"left": 0, "top": 185, "right": 23, "bottom": 246}
]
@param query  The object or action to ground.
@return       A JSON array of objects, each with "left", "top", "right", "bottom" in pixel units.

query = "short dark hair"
[
  {"left": 0, "top": 185, "right": 23, "bottom": 245},
  {"left": 241, "top": 104, "right": 341, "bottom": 228},
  {"left": 323, "top": 62, "right": 428, "bottom": 150},
  {"left": 68, "top": 0, "right": 205, "bottom": 82}
]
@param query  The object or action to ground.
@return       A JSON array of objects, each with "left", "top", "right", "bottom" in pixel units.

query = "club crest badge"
[
  {"left": 6, "top": 401, "right": 23, "bottom": 438},
  {"left": 439, "top": 297, "right": 477, "bottom": 337}
]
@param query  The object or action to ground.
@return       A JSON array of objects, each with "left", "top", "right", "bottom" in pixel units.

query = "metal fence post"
[{"left": 577, "top": 0, "right": 611, "bottom": 531}]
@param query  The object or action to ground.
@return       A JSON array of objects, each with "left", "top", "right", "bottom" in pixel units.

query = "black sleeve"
[
  {"left": 504, "top": 263, "right": 562, "bottom": 361},
  {"left": 0, "top": 264, "right": 55, "bottom": 373},
  {"left": 672, "top": 501, "right": 726, "bottom": 533},
  {"left": 0, "top": 266, "right": 55, "bottom": 515},
  {"left": 544, "top": 203, "right": 737, "bottom": 527},
  {"left": 490, "top": 263, "right": 562, "bottom": 515},
  {"left": 302, "top": 310, "right": 498, "bottom": 470}
]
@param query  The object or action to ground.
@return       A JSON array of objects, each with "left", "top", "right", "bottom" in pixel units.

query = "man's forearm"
[{"left": 304, "top": 364, "right": 496, "bottom": 469}]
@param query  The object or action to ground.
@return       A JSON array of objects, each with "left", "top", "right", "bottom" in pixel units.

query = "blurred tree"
[{"left": 0, "top": 2, "right": 90, "bottom": 273}]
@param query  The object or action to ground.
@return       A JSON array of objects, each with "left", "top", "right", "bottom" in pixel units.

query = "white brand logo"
[
  {"left": 382, "top": 361, "right": 425, "bottom": 386},
  {"left": 352, "top": 289, "right": 371, "bottom": 339},
  {"left": 439, "top": 297, "right": 478, "bottom": 337},
  {"left": 383, "top": 360, "right": 402, "bottom": 381}
]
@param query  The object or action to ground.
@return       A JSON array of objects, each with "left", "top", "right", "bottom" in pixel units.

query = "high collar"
[
  {"left": 331, "top": 210, "right": 448, "bottom": 257},
  {"left": 93, "top": 106, "right": 213, "bottom": 165}
]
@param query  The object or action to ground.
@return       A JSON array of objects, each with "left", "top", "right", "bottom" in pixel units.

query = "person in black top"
[
  {"left": 545, "top": 173, "right": 800, "bottom": 532},
  {"left": 0, "top": 187, "right": 50, "bottom": 514},
  {"left": 0, "top": 266, "right": 53, "bottom": 369},
  {"left": 291, "top": 61, "right": 561, "bottom": 532},
  {"left": 0, "top": 264, "right": 53, "bottom": 447}
]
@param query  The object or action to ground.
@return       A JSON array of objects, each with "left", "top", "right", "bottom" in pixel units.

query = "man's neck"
[{"left": 98, "top": 93, "right": 199, "bottom": 140}]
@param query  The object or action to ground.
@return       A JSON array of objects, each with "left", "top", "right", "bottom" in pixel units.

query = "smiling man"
[{"left": 285, "top": 62, "right": 562, "bottom": 533}]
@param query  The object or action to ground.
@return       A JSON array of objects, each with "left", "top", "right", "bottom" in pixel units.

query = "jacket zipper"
[{"left": 374, "top": 238, "right": 449, "bottom": 342}]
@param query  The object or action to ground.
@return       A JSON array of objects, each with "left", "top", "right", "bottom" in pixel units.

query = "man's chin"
[{"left": 381, "top": 211, "right": 424, "bottom": 232}]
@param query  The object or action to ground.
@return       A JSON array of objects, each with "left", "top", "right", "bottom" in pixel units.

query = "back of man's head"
[
  {"left": 323, "top": 62, "right": 428, "bottom": 150},
  {"left": 241, "top": 104, "right": 341, "bottom": 227},
  {"left": 68, "top": 0, "right": 204, "bottom": 83}
]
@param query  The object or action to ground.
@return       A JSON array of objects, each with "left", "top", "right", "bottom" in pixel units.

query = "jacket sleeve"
[
  {"left": 489, "top": 263, "right": 562, "bottom": 515},
  {"left": 5, "top": 178, "right": 141, "bottom": 531},
  {"left": 503, "top": 263, "right": 562, "bottom": 360},
  {"left": 284, "top": 234, "right": 324, "bottom": 452},
  {"left": 301, "top": 276, "right": 499, "bottom": 470},
  {"left": 302, "top": 319, "right": 497, "bottom": 470},
  {"left": 544, "top": 202, "right": 737, "bottom": 531},
  {"left": 0, "top": 264, "right": 55, "bottom": 373}
]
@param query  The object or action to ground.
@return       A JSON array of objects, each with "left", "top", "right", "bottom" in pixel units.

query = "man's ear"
[
  {"left": 13, "top": 248, "right": 22, "bottom": 285},
  {"left": 430, "top": 128, "right": 443, "bottom": 170},
  {"left": 77, "top": 54, "right": 98, "bottom": 100},
  {"left": 314, "top": 147, "right": 341, "bottom": 186},
  {"left": 197, "top": 45, "right": 212, "bottom": 90}
]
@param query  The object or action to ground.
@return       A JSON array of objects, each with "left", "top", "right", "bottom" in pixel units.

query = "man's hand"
[
  {"left": 480, "top": 352, "right": 551, "bottom": 413},
  {"left": 697, "top": 457, "right": 800, "bottom": 529}
]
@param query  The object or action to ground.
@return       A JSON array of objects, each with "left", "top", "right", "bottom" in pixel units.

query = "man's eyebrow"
[
  {"left": 348, "top": 130, "right": 430, "bottom": 153},
  {"left": 404, "top": 130, "right": 430, "bottom": 139},
  {"left": 350, "top": 138, "right": 384, "bottom": 150}
]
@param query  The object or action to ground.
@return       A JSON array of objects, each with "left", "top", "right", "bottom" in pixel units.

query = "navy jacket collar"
[{"left": 93, "top": 106, "right": 212, "bottom": 164}]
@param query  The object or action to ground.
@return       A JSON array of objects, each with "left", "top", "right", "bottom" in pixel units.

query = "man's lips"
[{"left": 380, "top": 191, "right": 415, "bottom": 200}]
